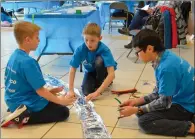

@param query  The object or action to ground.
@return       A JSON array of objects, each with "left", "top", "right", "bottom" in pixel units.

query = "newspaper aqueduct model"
[{"left": 44, "top": 74, "right": 111, "bottom": 139}]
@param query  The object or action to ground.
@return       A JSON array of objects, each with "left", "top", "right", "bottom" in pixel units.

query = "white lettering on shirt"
[
  {"left": 188, "top": 66, "right": 192, "bottom": 73},
  {"left": 9, "top": 79, "right": 17, "bottom": 84},
  {"left": 8, "top": 88, "right": 15, "bottom": 93}
]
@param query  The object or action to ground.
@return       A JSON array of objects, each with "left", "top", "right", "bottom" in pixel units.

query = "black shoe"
[
  {"left": 118, "top": 28, "right": 131, "bottom": 36},
  {"left": 124, "top": 42, "right": 133, "bottom": 49},
  {"left": 1, "top": 105, "right": 30, "bottom": 128}
]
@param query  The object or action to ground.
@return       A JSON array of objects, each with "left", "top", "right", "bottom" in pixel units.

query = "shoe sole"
[{"left": 1, "top": 105, "right": 27, "bottom": 127}]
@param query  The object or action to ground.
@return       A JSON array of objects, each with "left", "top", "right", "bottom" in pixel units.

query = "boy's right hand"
[
  {"left": 58, "top": 95, "right": 76, "bottom": 106},
  {"left": 119, "top": 99, "right": 137, "bottom": 107}
]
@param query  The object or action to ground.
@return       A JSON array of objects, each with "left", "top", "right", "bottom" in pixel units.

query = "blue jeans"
[
  {"left": 129, "top": 10, "right": 149, "bottom": 30},
  {"left": 81, "top": 56, "right": 107, "bottom": 96},
  {"left": 137, "top": 104, "right": 194, "bottom": 136}
]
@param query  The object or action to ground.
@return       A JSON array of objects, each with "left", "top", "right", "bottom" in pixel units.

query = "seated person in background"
[
  {"left": 68, "top": 23, "right": 117, "bottom": 101},
  {"left": 1, "top": 21, "right": 76, "bottom": 128},
  {"left": 119, "top": 29, "right": 195, "bottom": 137}
]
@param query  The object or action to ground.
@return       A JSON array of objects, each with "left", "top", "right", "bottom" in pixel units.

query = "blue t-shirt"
[
  {"left": 70, "top": 42, "right": 117, "bottom": 72},
  {"left": 4, "top": 49, "right": 48, "bottom": 112},
  {"left": 155, "top": 50, "right": 194, "bottom": 113}
]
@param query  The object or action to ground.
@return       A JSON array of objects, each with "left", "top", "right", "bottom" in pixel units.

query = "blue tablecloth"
[
  {"left": 96, "top": 1, "right": 137, "bottom": 27},
  {"left": 24, "top": 9, "right": 101, "bottom": 56},
  {"left": 1, "top": 1, "right": 60, "bottom": 11}
]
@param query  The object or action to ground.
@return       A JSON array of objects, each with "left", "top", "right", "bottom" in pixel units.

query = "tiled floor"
[{"left": 1, "top": 25, "right": 194, "bottom": 138}]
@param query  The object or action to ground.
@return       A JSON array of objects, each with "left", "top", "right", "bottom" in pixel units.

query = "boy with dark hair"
[{"left": 118, "top": 29, "right": 194, "bottom": 136}]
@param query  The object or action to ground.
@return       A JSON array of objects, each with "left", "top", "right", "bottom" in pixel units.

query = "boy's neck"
[{"left": 19, "top": 45, "right": 30, "bottom": 54}]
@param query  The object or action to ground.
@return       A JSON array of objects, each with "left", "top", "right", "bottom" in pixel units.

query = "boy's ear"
[
  {"left": 24, "top": 36, "right": 31, "bottom": 43},
  {"left": 99, "top": 36, "right": 102, "bottom": 41}
]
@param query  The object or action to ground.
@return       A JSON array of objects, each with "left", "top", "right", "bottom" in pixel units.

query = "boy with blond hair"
[
  {"left": 1, "top": 21, "right": 76, "bottom": 128},
  {"left": 68, "top": 23, "right": 117, "bottom": 101}
]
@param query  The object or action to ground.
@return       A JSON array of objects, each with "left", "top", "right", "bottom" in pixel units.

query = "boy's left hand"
[
  {"left": 118, "top": 106, "right": 138, "bottom": 118},
  {"left": 86, "top": 92, "right": 101, "bottom": 101}
]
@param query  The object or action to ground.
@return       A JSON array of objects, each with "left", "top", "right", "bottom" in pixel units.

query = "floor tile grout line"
[
  {"left": 40, "top": 122, "right": 58, "bottom": 139},
  {"left": 39, "top": 55, "right": 63, "bottom": 68}
]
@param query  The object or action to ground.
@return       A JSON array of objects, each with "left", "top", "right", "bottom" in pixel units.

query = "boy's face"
[
  {"left": 24, "top": 32, "right": 40, "bottom": 50},
  {"left": 83, "top": 34, "right": 102, "bottom": 51},
  {"left": 135, "top": 45, "right": 154, "bottom": 63}
]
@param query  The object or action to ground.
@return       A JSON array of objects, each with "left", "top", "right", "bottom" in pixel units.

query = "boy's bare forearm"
[{"left": 69, "top": 67, "right": 76, "bottom": 92}]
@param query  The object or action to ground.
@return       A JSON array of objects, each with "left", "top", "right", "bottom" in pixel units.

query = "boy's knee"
[
  {"left": 61, "top": 106, "right": 70, "bottom": 120},
  {"left": 138, "top": 116, "right": 152, "bottom": 133},
  {"left": 95, "top": 56, "right": 104, "bottom": 68}
]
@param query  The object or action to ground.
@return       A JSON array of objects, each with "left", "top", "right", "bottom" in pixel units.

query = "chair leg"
[
  {"left": 127, "top": 47, "right": 133, "bottom": 58},
  {"left": 134, "top": 57, "right": 138, "bottom": 63}
]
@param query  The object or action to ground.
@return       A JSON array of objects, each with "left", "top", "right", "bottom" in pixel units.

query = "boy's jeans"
[
  {"left": 137, "top": 104, "right": 194, "bottom": 136},
  {"left": 81, "top": 56, "right": 107, "bottom": 96}
]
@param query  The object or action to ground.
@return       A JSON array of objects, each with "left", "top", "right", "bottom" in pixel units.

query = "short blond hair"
[
  {"left": 82, "top": 23, "right": 101, "bottom": 37},
  {"left": 14, "top": 21, "right": 41, "bottom": 45}
]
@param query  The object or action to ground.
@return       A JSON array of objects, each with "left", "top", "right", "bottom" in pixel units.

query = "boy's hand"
[
  {"left": 58, "top": 95, "right": 76, "bottom": 106},
  {"left": 67, "top": 90, "right": 76, "bottom": 98},
  {"left": 118, "top": 106, "right": 138, "bottom": 118},
  {"left": 50, "top": 86, "right": 64, "bottom": 94},
  {"left": 119, "top": 99, "right": 137, "bottom": 107},
  {"left": 85, "top": 92, "right": 101, "bottom": 101}
]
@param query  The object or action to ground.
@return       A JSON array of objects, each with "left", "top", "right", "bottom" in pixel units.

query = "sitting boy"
[
  {"left": 1, "top": 21, "right": 76, "bottom": 128},
  {"left": 68, "top": 23, "right": 117, "bottom": 101},
  {"left": 119, "top": 29, "right": 194, "bottom": 136}
]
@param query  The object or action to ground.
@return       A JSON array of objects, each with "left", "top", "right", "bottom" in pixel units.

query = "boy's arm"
[
  {"left": 95, "top": 66, "right": 115, "bottom": 95},
  {"left": 140, "top": 95, "right": 172, "bottom": 113},
  {"left": 68, "top": 67, "right": 76, "bottom": 96},
  {"left": 36, "top": 87, "right": 76, "bottom": 106}
]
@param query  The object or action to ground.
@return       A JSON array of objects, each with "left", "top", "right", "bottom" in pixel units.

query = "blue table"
[
  {"left": 2, "top": 1, "right": 60, "bottom": 13},
  {"left": 96, "top": 1, "right": 137, "bottom": 28},
  {"left": 24, "top": 8, "right": 101, "bottom": 72}
]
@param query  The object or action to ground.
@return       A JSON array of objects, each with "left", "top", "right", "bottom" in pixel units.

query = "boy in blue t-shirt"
[
  {"left": 68, "top": 23, "right": 117, "bottom": 101},
  {"left": 1, "top": 21, "right": 76, "bottom": 128},
  {"left": 118, "top": 29, "right": 194, "bottom": 136}
]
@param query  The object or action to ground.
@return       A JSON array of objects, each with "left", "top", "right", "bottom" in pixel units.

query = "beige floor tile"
[
  {"left": 177, "top": 135, "right": 194, "bottom": 138},
  {"left": 180, "top": 47, "right": 194, "bottom": 66},
  {"left": 94, "top": 105, "right": 119, "bottom": 127},
  {"left": 112, "top": 128, "right": 175, "bottom": 138},
  {"left": 93, "top": 90, "right": 130, "bottom": 107},
  {"left": 116, "top": 114, "right": 139, "bottom": 130},
  {"left": 43, "top": 122, "right": 83, "bottom": 138},
  {"left": 111, "top": 77, "right": 138, "bottom": 91},
  {"left": 1, "top": 123, "right": 55, "bottom": 138},
  {"left": 1, "top": 88, "right": 9, "bottom": 119},
  {"left": 139, "top": 64, "right": 156, "bottom": 81},
  {"left": 61, "top": 71, "right": 84, "bottom": 89},
  {"left": 135, "top": 80, "right": 156, "bottom": 95},
  {"left": 117, "top": 53, "right": 146, "bottom": 71},
  {"left": 1, "top": 69, "right": 5, "bottom": 88},
  {"left": 115, "top": 70, "right": 143, "bottom": 81},
  {"left": 171, "top": 48, "right": 180, "bottom": 56},
  {"left": 41, "top": 64, "right": 69, "bottom": 76},
  {"left": 1, "top": 55, "right": 11, "bottom": 70},
  {"left": 37, "top": 55, "right": 61, "bottom": 67}
]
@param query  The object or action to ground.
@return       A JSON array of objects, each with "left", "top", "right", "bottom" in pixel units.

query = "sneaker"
[{"left": 1, "top": 105, "right": 30, "bottom": 128}]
